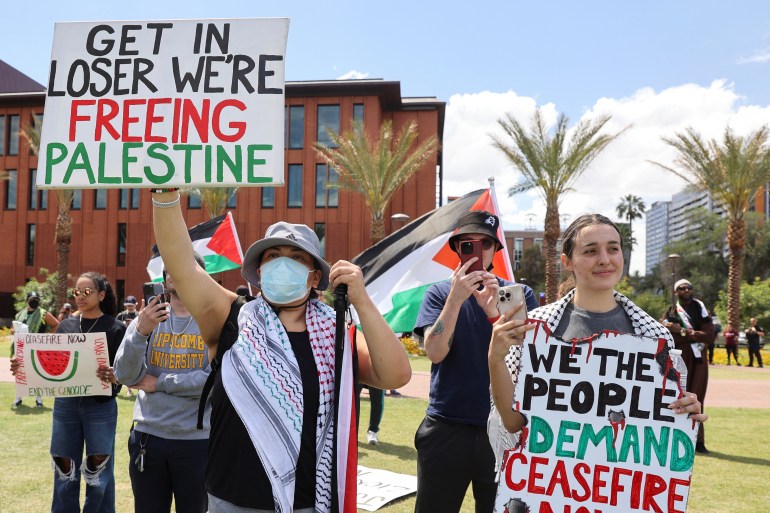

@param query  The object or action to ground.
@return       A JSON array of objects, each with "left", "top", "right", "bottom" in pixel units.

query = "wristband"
[
  {"left": 151, "top": 194, "right": 181, "bottom": 209},
  {"left": 487, "top": 315, "right": 500, "bottom": 324},
  {"left": 151, "top": 188, "right": 179, "bottom": 194}
]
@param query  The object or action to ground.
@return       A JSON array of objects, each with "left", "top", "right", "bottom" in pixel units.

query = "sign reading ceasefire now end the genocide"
[
  {"left": 37, "top": 18, "right": 289, "bottom": 190},
  {"left": 495, "top": 321, "right": 698, "bottom": 513}
]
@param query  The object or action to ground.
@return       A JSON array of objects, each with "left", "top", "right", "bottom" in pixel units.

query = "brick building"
[{"left": 0, "top": 60, "right": 445, "bottom": 319}]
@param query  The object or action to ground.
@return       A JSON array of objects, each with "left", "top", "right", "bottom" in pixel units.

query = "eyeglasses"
[
  {"left": 458, "top": 238, "right": 495, "bottom": 250},
  {"left": 676, "top": 286, "right": 693, "bottom": 291},
  {"left": 73, "top": 287, "right": 95, "bottom": 297}
]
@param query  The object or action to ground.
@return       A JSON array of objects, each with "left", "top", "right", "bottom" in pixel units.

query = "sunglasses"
[
  {"left": 676, "top": 286, "right": 693, "bottom": 291},
  {"left": 73, "top": 287, "right": 96, "bottom": 297},
  {"left": 457, "top": 238, "right": 495, "bottom": 250}
]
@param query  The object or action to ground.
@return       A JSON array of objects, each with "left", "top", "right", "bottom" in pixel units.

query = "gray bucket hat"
[{"left": 241, "top": 222, "right": 330, "bottom": 290}]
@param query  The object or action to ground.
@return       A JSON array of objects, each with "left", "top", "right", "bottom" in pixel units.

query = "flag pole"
[{"left": 488, "top": 177, "right": 516, "bottom": 281}]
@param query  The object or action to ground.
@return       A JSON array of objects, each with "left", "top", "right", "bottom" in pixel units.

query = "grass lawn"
[{"left": 2, "top": 380, "right": 768, "bottom": 513}]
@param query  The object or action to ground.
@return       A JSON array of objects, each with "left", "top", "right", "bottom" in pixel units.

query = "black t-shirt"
[
  {"left": 56, "top": 315, "right": 127, "bottom": 399},
  {"left": 207, "top": 330, "right": 320, "bottom": 509},
  {"left": 746, "top": 325, "right": 764, "bottom": 346}
]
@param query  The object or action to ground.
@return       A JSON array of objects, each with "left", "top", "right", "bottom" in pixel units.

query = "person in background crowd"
[
  {"left": 723, "top": 323, "right": 740, "bottom": 365},
  {"left": 745, "top": 318, "right": 765, "bottom": 368},
  {"left": 488, "top": 214, "right": 707, "bottom": 481},
  {"left": 413, "top": 210, "right": 538, "bottom": 513},
  {"left": 117, "top": 296, "right": 139, "bottom": 326},
  {"left": 12, "top": 290, "right": 60, "bottom": 408},
  {"left": 58, "top": 303, "right": 76, "bottom": 322},
  {"left": 11, "top": 272, "right": 126, "bottom": 513},
  {"left": 114, "top": 253, "right": 211, "bottom": 513},
  {"left": 664, "top": 278, "right": 714, "bottom": 454}
]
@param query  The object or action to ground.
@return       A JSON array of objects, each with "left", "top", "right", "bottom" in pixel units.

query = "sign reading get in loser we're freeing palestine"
[
  {"left": 495, "top": 322, "right": 698, "bottom": 513},
  {"left": 37, "top": 18, "right": 289, "bottom": 190}
]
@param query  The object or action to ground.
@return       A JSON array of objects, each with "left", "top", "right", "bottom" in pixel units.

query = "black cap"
[{"left": 448, "top": 210, "right": 503, "bottom": 251}]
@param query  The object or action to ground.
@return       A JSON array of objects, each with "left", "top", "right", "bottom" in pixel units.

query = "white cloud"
[
  {"left": 443, "top": 80, "right": 770, "bottom": 276},
  {"left": 738, "top": 48, "right": 770, "bottom": 64},
  {"left": 337, "top": 70, "right": 369, "bottom": 80}
]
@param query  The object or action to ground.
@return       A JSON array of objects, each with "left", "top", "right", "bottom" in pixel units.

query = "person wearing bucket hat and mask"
[
  {"left": 12, "top": 291, "right": 60, "bottom": 408},
  {"left": 150, "top": 189, "right": 411, "bottom": 513},
  {"left": 412, "top": 210, "right": 538, "bottom": 513}
]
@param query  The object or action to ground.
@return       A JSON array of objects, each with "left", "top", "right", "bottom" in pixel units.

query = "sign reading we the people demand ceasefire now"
[
  {"left": 14, "top": 332, "right": 112, "bottom": 398},
  {"left": 37, "top": 18, "right": 289, "bottom": 189},
  {"left": 495, "top": 322, "right": 698, "bottom": 513}
]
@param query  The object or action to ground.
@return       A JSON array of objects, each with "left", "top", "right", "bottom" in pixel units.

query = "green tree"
[
  {"left": 653, "top": 126, "right": 770, "bottom": 331},
  {"left": 20, "top": 115, "right": 76, "bottom": 312},
  {"left": 616, "top": 194, "right": 646, "bottom": 276},
  {"left": 492, "top": 110, "right": 626, "bottom": 302},
  {"left": 183, "top": 187, "right": 238, "bottom": 219},
  {"left": 518, "top": 245, "right": 546, "bottom": 294},
  {"left": 13, "top": 269, "right": 66, "bottom": 314},
  {"left": 715, "top": 278, "right": 770, "bottom": 329},
  {"left": 315, "top": 120, "right": 438, "bottom": 244}
]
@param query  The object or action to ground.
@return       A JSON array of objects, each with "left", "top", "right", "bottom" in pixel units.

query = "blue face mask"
[{"left": 259, "top": 256, "right": 313, "bottom": 305}]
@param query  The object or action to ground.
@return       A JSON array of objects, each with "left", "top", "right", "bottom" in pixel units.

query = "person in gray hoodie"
[{"left": 114, "top": 254, "right": 210, "bottom": 513}]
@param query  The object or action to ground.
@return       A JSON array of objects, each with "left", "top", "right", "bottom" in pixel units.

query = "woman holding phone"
[{"left": 487, "top": 214, "right": 707, "bottom": 464}]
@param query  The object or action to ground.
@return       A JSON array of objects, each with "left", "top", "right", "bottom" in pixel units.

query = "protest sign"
[
  {"left": 495, "top": 321, "right": 698, "bottom": 513},
  {"left": 37, "top": 18, "right": 289, "bottom": 189},
  {"left": 14, "top": 332, "right": 112, "bottom": 398},
  {"left": 357, "top": 465, "right": 417, "bottom": 511}
]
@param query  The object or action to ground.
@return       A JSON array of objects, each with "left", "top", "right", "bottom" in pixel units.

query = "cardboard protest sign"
[
  {"left": 37, "top": 18, "right": 289, "bottom": 189},
  {"left": 495, "top": 321, "right": 698, "bottom": 513},
  {"left": 14, "top": 332, "right": 112, "bottom": 398},
  {"left": 357, "top": 465, "right": 417, "bottom": 511}
]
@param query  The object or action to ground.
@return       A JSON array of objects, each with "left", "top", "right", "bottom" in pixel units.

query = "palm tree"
[
  {"left": 183, "top": 187, "right": 238, "bottom": 219},
  {"left": 492, "top": 110, "right": 626, "bottom": 302},
  {"left": 20, "top": 115, "right": 75, "bottom": 312},
  {"left": 652, "top": 126, "right": 770, "bottom": 332},
  {"left": 616, "top": 194, "right": 646, "bottom": 276},
  {"left": 314, "top": 120, "right": 438, "bottom": 244}
]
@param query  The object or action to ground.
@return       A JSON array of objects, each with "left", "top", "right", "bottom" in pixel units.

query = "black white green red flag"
[
  {"left": 146, "top": 211, "right": 244, "bottom": 282},
  {"left": 352, "top": 187, "right": 514, "bottom": 333}
]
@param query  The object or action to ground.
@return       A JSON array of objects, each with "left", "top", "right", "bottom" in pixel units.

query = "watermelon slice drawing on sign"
[{"left": 31, "top": 350, "right": 79, "bottom": 382}]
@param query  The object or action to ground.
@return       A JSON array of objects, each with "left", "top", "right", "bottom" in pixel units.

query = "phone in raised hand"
[
  {"left": 459, "top": 240, "right": 483, "bottom": 273},
  {"left": 497, "top": 284, "right": 527, "bottom": 321}
]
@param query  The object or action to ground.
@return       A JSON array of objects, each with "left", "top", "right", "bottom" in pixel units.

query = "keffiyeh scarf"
[{"left": 222, "top": 296, "right": 356, "bottom": 513}]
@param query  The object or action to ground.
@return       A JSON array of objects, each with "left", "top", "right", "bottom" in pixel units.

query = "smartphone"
[
  {"left": 459, "top": 240, "right": 483, "bottom": 273},
  {"left": 143, "top": 282, "right": 167, "bottom": 306},
  {"left": 498, "top": 284, "right": 527, "bottom": 321}
]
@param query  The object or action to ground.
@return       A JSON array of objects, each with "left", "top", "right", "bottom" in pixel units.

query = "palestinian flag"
[
  {"left": 146, "top": 212, "right": 244, "bottom": 282},
  {"left": 352, "top": 188, "right": 514, "bottom": 333}
]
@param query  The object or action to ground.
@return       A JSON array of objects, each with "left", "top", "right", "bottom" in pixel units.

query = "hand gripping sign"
[
  {"left": 37, "top": 18, "right": 289, "bottom": 190},
  {"left": 494, "top": 320, "right": 698, "bottom": 513}
]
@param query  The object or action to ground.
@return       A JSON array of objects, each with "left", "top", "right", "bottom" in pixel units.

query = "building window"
[
  {"left": 315, "top": 164, "right": 339, "bottom": 207},
  {"left": 5, "top": 170, "right": 17, "bottom": 210},
  {"left": 317, "top": 105, "right": 340, "bottom": 147},
  {"left": 0, "top": 115, "right": 5, "bottom": 156},
  {"left": 262, "top": 187, "right": 275, "bottom": 208},
  {"left": 227, "top": 190, "right": 237, "bottom": 209},
  {"left": 534, "top": 238, "right": 543, "bottom": 247},
  {"left": 287, "top": 105, "right": 304, "bottom": 149},
  {"left": 514, "top": 238, "right": 524, "bottom": 272},
  {"left": 353, "top": 103, "right": 364, "bottom": 123},
  {"left": 288, "top": 164, "right": 303, "bottom": 207},
  {"left": 188, "top": 194, "right": 201, "bottom": 209},
  {"left": 116, "top": 279, "right": 126, "bottom": 305},
  {"left": 29, "top": 170, "right": 37, "bottom": 210},
  {"left": 26, "top": 224, "right": 35, "bottom": 265},
  {"left": 94, "top": 189, "right": 107, "bottom": 209},
  {"left": 72, "top": 190, "right": 82, "bottom": 210},
  {"left": 117, "top": 223, "right": 127, "bottom": 266},
  {"left": 314, "top": 223, "right": 326, "bottom": 258},
  {"left": 8, "top": 115, "right": 19, "bottom": 156},
  {"left": 120, "top": 189, "right": 141, "bottom": 209}
]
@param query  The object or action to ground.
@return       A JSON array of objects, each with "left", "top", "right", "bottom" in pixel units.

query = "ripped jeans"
[{"left": 50, "top": 397, "right": 118, "bottom": 513}]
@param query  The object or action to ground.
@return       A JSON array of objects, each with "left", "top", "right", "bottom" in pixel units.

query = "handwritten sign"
[
  {"left": 357, "top": 465, "right": 417, "bottom": 511},
  {"left": 37, "top": 18, "right": 289, "bottom": 189},
  {"left": 14, "top": 333, "right": 112, "bottom": 397},
  {"left": 495, "top": 322, "right": 698, "bottom": 513}
]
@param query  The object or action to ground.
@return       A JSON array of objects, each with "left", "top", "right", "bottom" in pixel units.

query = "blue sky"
[{"left": 4, "top": 1, "right": 770, "bottom": 274}]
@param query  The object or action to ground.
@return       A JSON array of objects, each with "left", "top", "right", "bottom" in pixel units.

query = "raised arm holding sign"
[{"left": 488, "top": 214, "right": 706, "bottom": 513}]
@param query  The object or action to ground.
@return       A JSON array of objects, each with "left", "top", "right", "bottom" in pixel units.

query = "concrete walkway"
[{"left": 3, "top": 357, "right": 768, "bottom": 408}]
